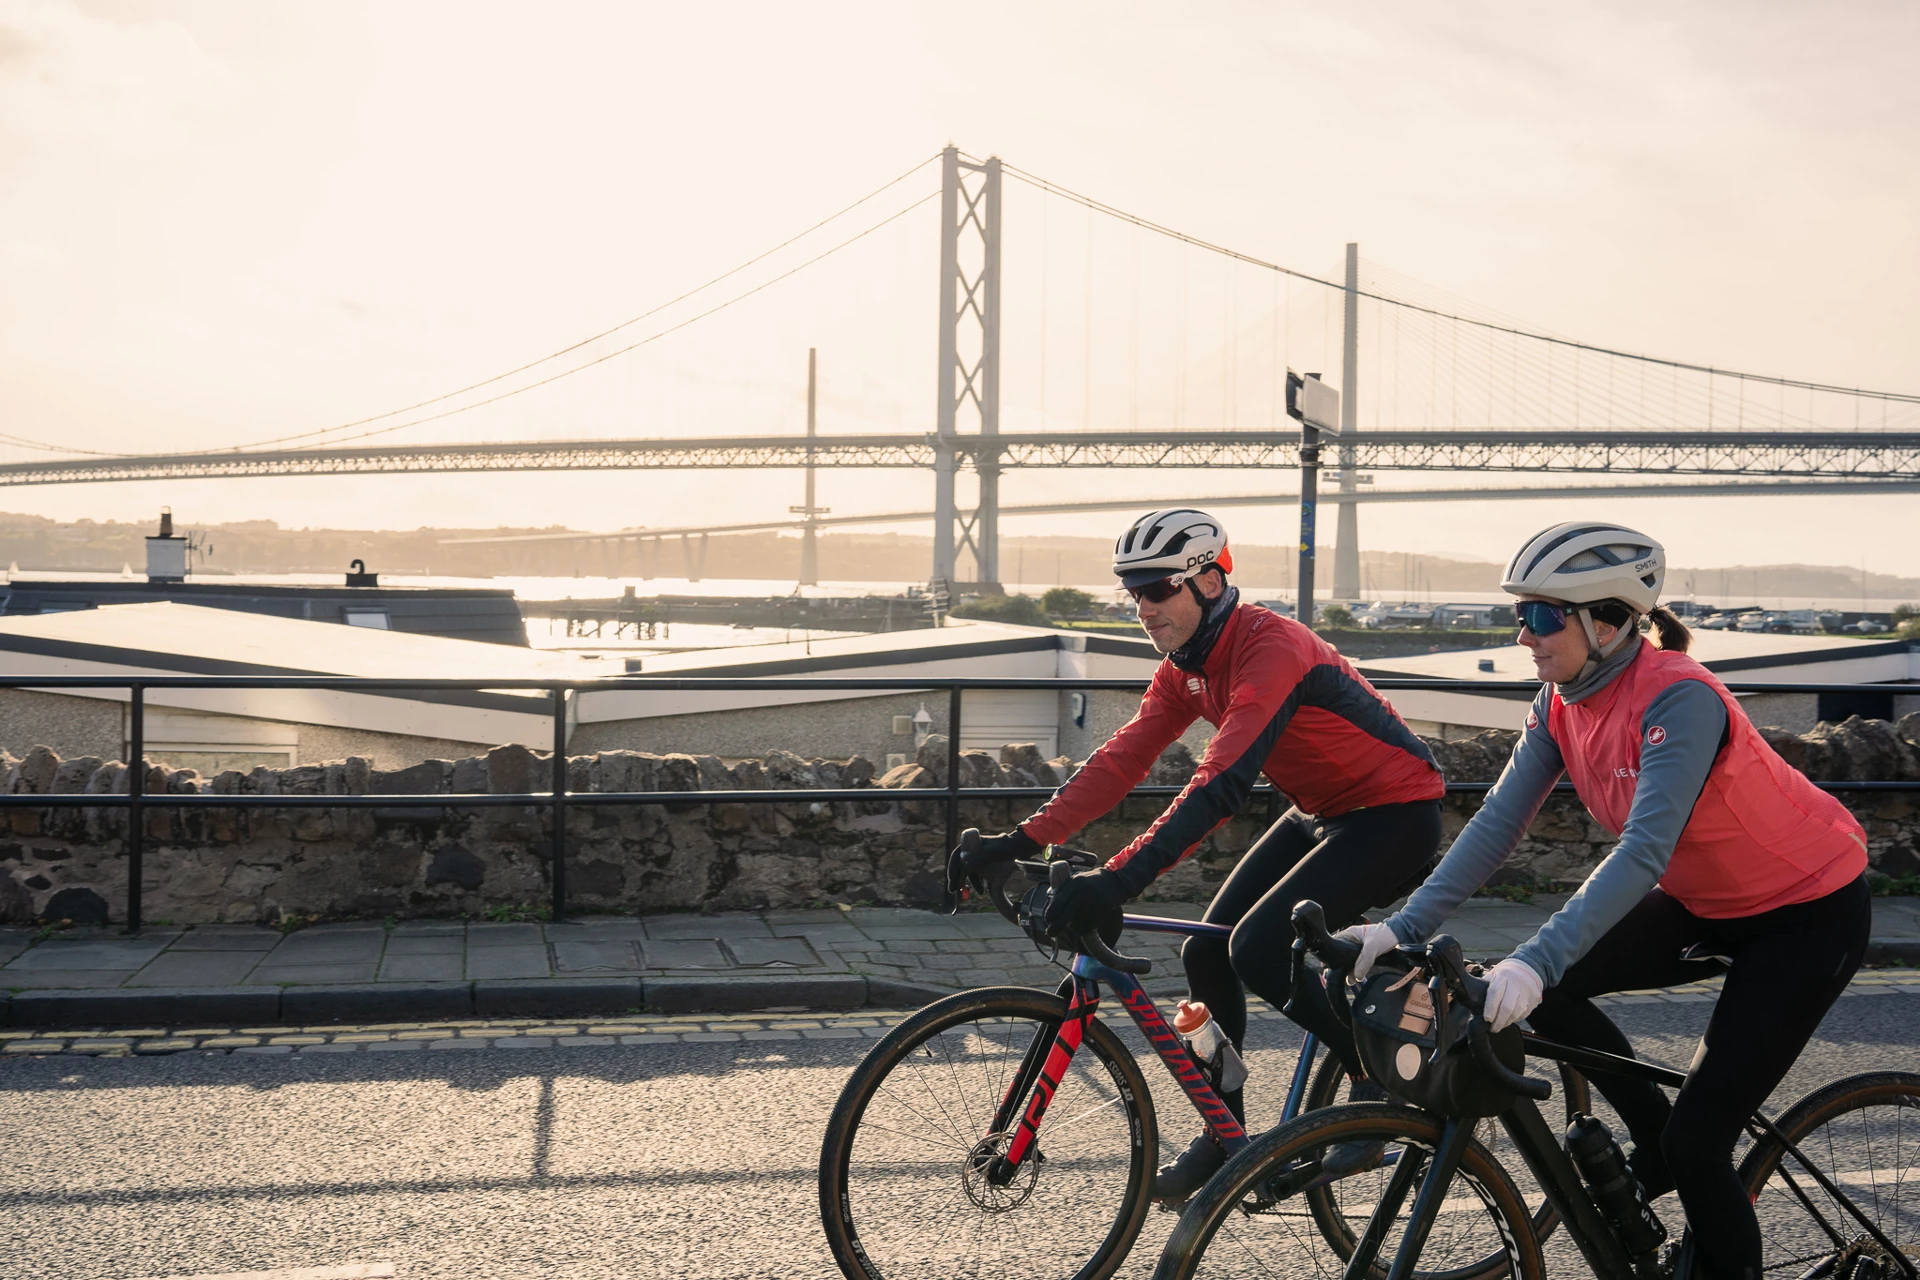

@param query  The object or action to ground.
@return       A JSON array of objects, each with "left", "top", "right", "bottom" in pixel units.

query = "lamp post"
[{"left": 1285, "top": 371, "right": 1342, "bottom": 628}]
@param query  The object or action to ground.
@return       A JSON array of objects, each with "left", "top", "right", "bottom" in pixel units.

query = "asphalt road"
[{"left": 2, "top": 993, "right": 1915, "bottom": 1280}]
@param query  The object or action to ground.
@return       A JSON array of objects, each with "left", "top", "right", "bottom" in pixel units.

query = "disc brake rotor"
[{"left": 960, "top": 1132, "right": 1043, "bottom": 1212}]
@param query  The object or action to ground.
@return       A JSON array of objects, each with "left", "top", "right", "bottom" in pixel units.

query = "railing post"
[
  {"left": 945, "top": 684, "right": 963, "bottom": 859},
  {"left": 551, "top": 686, "right": 567, "bottom": 922},
  {"left": 126, "top": 685, "right": 144, "bottom": 934}
]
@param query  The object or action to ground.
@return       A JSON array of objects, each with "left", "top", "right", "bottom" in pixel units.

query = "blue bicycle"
[{"left": 817, "top": 833, "right": 1588, "bottom": 1280}]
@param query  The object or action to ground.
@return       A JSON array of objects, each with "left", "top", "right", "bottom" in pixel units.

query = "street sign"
[{"left": 1286, "top": 370, "right": 1342, "bottom": 435}]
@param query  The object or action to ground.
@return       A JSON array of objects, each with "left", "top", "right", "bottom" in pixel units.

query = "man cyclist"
[
  {"left": 952, "top": 507, "right": 1446, "bottom": 1202},
  {"left": 1345, "top": 521, "right": 1870, "bottom": 1280}
]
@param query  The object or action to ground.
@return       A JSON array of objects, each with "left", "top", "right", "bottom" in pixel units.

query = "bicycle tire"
[
  {"left": 1305, "top": 1044, "right": 1591, "bottom": 1250},
  {"left": 818, "top": 986, "right": 1157, "bottom": 1280},
  {"left": 1735, "top": 1070, "right": 1920, "bottom": 1279},
  {"left": 1154, "top": 1102, "right": 1545, "bottom": 1280}
]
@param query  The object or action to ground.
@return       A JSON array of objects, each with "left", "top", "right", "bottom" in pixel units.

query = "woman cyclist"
[
  {"left": 954, "top": 508, "right": 1447, "bottom": 1202},
  {"left": 1345, "top": 521, "right": 1871, "bottom": 1280}
]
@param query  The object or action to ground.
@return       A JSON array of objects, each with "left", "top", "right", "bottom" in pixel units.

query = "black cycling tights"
[
  {"left": 1527, "top": 876, "right": 1871, "bottom": 1280},
  {"left": 1180, "top": 800, "right": 1442, "bottom": 1105}
]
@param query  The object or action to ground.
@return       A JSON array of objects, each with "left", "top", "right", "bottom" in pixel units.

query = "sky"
[{"left": 1, "top": 0, "right": 1916, "bottom": 575}]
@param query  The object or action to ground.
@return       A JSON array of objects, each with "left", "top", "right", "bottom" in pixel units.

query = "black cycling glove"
[{"left": 1044, "top": 867, "right": 1128, "bottom": 939}]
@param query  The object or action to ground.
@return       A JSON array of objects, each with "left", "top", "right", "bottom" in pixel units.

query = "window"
[
  {"left": 136, "top": 708, "right": 299, "bottom": 774},
  {"left": 343, "top": 608, "right": 391, "bottom": 630}
]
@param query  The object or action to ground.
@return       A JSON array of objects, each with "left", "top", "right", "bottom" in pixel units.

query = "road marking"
[{"left": 135, "top": 1266, "right": 395, "bottom": 1280}]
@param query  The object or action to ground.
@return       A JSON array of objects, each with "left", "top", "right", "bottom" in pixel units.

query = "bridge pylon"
[
  {"left": 1332, "top": 242, "right": 1362, "bottom": 603},
  {"left": 933, "top": 145, "right": 1002, "bottom": 591}
]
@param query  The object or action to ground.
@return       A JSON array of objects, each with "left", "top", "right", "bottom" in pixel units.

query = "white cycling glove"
[
  {"left": 1483, "top": 958, "right": 1544, "bottom": 1032},
  {"left": 1336, "top": 921, "right": 1401, "bottom": 980}
]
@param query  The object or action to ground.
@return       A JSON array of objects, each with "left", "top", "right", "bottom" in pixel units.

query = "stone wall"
[{"left": 3, "top": 716, "right": 1917, "bottom": 926}]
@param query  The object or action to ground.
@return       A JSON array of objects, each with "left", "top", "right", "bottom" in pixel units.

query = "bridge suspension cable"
[{"left": 999, "top": 161, "right": 1920, "bottom": 407}]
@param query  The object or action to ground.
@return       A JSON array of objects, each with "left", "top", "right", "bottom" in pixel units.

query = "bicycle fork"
[
  {"left": 983, "top": 974, "right": 1103, "bottom": 1186},
  {"left": 983, "top": 963, "right": 1254, "bottom": 1188},
  {"left": 1345, "top": 1114, "right": 1476, "bottom": 1280}
]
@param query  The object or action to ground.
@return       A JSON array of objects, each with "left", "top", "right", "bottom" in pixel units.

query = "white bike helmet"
[
  {"left": 1501, "top": 522, "right": 1665, "bottom": 615},
  {"left": 1112, "top": 508, "right": 1233, "bottom": 588}
]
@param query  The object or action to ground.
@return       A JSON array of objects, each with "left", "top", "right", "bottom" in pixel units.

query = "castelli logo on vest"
[
  {"left": 1526, "top": 710, "right": 1539, "bottom": 730},
  {"left": 1647, "top": 725, "right": 1667, "bottom": 745}
]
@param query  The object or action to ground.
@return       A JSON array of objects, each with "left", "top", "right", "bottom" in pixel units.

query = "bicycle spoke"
[{"left": 829, "top": 996, "right": 1147, "bottom": 1280}]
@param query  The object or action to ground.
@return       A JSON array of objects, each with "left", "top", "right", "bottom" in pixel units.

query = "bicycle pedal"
[{"left": 1246, "top": 1159, "right": 1322, "bottom": 1207}]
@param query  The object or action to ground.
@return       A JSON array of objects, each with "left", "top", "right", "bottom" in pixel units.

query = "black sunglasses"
[
  {"left": 1125, "top": 573, "right": 1191, "bottom": 605},
  {"left": 1516, "top": 600, "right": 1569, "bottom": 636}
]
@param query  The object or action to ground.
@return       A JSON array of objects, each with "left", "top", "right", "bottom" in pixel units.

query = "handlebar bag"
[{"left": 1349, "top": 966, "right": 1525, "bottom": 1119}]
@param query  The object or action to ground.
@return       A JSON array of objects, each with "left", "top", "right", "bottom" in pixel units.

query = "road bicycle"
[
  {"left": 1155, "top": 902, "right": 1920, "bottom": 1280},
  {"left": 816, "top": 834, "right": 1588, "bottom": 1280}
]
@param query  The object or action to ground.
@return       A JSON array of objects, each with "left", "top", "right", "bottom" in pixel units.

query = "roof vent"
[
  {"left": 345, "top": 558, "right": 378, "bottom": 587},
  {"left": 1477, "top": 658, "right": 1496, "bottom": 673}
]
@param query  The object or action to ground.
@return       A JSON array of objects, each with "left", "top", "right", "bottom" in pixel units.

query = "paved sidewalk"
[
  {"left": 4, "top": 896, "right": 1916, "bottom": 1028},
  {"left": 8, "top": 970, "right": 1920, "bottom": 1059}
]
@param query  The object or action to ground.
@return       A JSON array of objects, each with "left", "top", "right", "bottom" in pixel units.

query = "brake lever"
[{"left": 943, "top": 827, "right": 982, "bottom": 914}]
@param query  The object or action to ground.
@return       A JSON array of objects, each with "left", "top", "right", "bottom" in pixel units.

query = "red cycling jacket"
[{"left": 1019, "top": 604, "right": 1443, "bottom": 894}]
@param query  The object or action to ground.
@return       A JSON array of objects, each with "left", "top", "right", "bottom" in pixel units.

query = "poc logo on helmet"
[{"left": 1186, "top": 549, "right": 1217, "bottom": 570}]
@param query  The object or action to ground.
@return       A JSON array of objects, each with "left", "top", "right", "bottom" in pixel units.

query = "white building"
[
  {"left": 0, "top": 603, "right": 1168, "bottom": 770},
  {"left": 1363, "top": 631, "right": 1920, "bottom": 740}
]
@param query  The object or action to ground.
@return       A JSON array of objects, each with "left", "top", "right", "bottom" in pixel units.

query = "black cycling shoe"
[
  {"left": 1629, "top": 1143, "right": 1676, "bottom": 1200},
  {"left": 1152, "top": 1132, "right": 1228, "bottom": 1204},
  {"left": 1322, "top": 1078, "right": 1389, "bottom": 1177}
]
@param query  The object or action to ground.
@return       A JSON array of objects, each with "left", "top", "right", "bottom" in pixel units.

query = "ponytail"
[{"left": 1645, "top": 605, "right": 1692, "bottom": 653}]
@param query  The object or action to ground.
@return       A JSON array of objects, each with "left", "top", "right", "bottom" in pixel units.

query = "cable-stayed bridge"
[{"left": 5, "top": 146, "right": 1915, "bottom": 594}]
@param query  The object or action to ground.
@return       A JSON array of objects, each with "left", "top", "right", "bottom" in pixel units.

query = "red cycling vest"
[{"left": 1548, "top": 645, "right": 1866, "bottom": 919}]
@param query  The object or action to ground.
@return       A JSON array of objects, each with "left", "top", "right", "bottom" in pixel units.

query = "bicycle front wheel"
[
  {"left": 1737, "top": 1070, "right": 1920, "bottom": 1279},
  {"left": 1154, "top": 1103, "right": 1544, "bottom": 1280},
  {"left": 818, "top": 985, "right": 1156, "bottom": 1280}
]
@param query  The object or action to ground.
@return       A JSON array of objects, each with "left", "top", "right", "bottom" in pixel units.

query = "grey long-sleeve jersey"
[{"left": 1384, "top": 678, "right": 1728, "bottom": 986}]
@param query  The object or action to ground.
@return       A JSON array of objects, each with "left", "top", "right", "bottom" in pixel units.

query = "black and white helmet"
[
  {"left": 1112, "top": 508, "right": 1232, "bottom": 588},
  {"left": 1501, "top": 522, "right": 1665, "bottom": 614}
]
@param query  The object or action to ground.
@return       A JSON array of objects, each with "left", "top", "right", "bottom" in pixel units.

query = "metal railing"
[{"left": 0, "top": 673, "right": 1912, "bottom": 931}]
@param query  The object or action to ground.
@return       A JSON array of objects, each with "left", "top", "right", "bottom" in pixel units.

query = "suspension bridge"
[{"left": 4, "top": 146, "right": 1914, "bottom": 597}]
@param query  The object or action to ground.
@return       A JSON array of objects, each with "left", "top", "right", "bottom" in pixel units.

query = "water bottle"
[
  {"left": 1173, "top": 1000, "right": 1248, "bottom": 1094},
  {"left": 1566, "top": 1113, "right": 1666, "bottom": 1260}
]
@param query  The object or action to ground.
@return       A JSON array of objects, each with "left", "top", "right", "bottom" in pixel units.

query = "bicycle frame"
[
  {"left": 1341, "top": 1032, "right": 1916, "bottom": 1280},
  {"left": 984, "top": 913, "right": 1328, "bottom": 1186}
]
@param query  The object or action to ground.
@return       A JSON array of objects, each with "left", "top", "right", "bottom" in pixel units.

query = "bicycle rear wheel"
[
  {"left": 1154, "top": 1103, "right": 1544, "bottom": 1280},
  {"left": 1736, "top": 1070, "right": 1920, "bottom": 1280},
  {"left": 1305, "top": 1043, "right": 1590, "bottom": 1250},
  {"left": 818, "top": 986, "right": 1156, "bottom": 1280}
]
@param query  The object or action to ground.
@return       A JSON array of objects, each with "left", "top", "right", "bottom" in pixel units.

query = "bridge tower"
[
  {"left": 932, "top": 145, "right": 1002, "bottom": 590},
  {"left": 1332, "top": 242, "right": 1362, "bottom": 603},
  {"left": 792, "top": 347, "right": 828, "bottom": 586}
]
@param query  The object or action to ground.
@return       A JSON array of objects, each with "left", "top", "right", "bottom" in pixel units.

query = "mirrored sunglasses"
[
  {"left": 1126, "top": 572, "right": 1190, "bottom": 605},
  {"left": 1516, "top": 600, "right": 1569, "bottom": 636}
]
